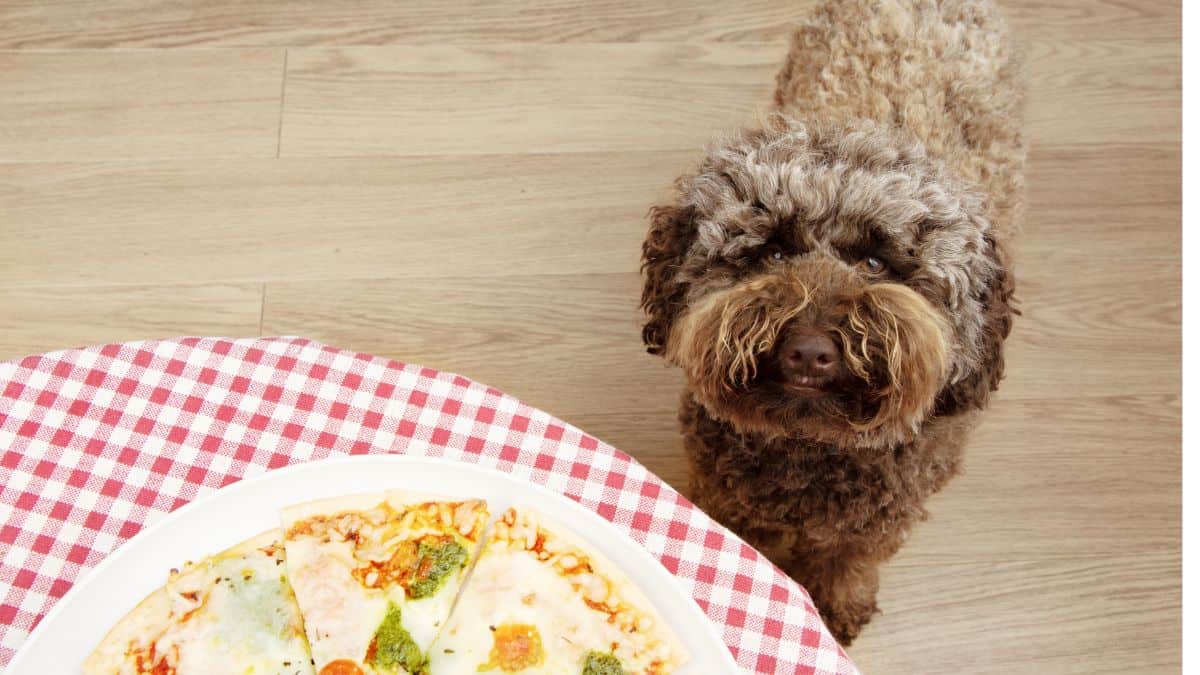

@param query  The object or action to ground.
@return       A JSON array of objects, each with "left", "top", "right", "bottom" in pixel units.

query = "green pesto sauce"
[
  {"left": 408, "top": 539, "right": 468, "bottom": 599},
  {"left": 581, "top": 650, "right": 626, "bottom": 675},
  {"left": 373, "top": 602, "right": 426, "bottom": 673}
]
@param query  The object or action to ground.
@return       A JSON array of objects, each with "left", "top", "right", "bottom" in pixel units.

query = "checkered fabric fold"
[{"left": 0, "top": 337, "right": 859, "bottom": 674}]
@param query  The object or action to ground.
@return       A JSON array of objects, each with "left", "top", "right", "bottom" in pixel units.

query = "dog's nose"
[{"left": 779, "top": 333, "right": 840, "bottom": 375}]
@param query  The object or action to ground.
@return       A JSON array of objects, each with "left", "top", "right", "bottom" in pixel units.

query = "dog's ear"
[
  {"left": 935, "top": 234, "right": 1016, "bottom": 413},
  {"left": 641, "top": 204, "right": 695, "bottom": 355}
]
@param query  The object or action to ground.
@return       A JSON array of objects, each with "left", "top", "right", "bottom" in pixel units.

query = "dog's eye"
[
  {"left": 863, "top": 256, "right": 886, "bottom": 273},
  {"left": 760, "top": 244, "right": 785, "bottom": 262}
]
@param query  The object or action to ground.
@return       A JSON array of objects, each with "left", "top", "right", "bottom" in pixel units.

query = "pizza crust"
[{"left": 82, "top": 579, "right": 174, "bottom": 674}]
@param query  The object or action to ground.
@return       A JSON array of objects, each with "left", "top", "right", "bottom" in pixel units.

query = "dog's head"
[{"left": 642, "top": 117, "right": 1014, "bottom": 449}]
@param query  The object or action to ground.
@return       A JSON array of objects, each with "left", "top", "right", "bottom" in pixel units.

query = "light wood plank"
[
  {"left": 0, "top": 50, "right": 284, "bottom": 162},
  {"left": 904, "top": 394, "right": 1179, "bottom": 562},
  {"left": 0, "top": 283, "right": 264, "bottom": 362},
  {"left": 280, "top": 44, "right": 778, "bottom": 157},
  {"left": 1023, "top": 205, "right": 1179, "bottom": 265},
  {"left": 278, "top": 38, "right": 1178, "bottom": 157},
  {"left": 1021, "top": 144, "right": 1179, "bottom": 262},
  {"left": 0, "top": 141, "right": 1178, "bottom": 288},
  {"left": 1025, "top": 39, "right": 1180, "bottom": 147},
  {"left": 0, "top": 1, "right": 801, "bottom": 49},
  {"left": 852, "top": 552, "right": 1180, "bottom": 674},
  {"left": 1008, "top": 0, "right": 1178, "bottom": 41},
  {"left": 1004, "top": 256, "right": 1179, "bottom": 400},
  {"left": 1025, "top": 144, "right": 1179, "bottom": 211},
  {"left": 0, "top": 0, "right": 1176, "bottom": 48},
  {"left": 0, "top": 151, "right": 693, "bottom": 286}
]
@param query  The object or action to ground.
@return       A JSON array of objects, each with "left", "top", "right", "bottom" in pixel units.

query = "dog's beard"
[{"left": 666, "top": 261, "right": 951, "bottom": 449}]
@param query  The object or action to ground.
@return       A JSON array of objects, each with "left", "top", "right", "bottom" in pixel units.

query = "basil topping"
[
  {"left": 582, "top": 650, "right": 626, "bottom": 675},
  {"left": 372, "top": 602, "right": 425, "bottom": 673},
  {"left": 408, "top": 539, "right": 468, "bottom": 599}
]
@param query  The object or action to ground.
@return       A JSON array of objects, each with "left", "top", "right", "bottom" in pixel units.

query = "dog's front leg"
[{"left": 788, "top": 549, "right": 882, "bottom": 646}]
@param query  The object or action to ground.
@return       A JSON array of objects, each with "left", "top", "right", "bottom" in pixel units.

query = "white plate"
[{"left": 8, "top": 455, "right": 739, "bottom": 674}]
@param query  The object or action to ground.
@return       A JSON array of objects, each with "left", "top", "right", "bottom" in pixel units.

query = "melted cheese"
[
  {"left": 283, "top": 538, "right": 389, "bottom": 669},
  {"left": 84, "top": 531, "right": 314, "bottom": 675},
  {"left": 169, "top": 551, "right": 314, "bottom": 673},
  {"left": 428, "top": 507, "right": 685, "bottom": 674},
  {"left": 430, "top": 551, "right": 620, "bottom": 673}
]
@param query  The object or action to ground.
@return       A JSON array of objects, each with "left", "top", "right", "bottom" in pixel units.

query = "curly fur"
[{"left": 640, "top": 0, "right": 1024, "bottom": 644}]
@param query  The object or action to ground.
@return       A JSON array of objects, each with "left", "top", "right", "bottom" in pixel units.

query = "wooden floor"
[{"left": 0, "top": 1, "right": 1180, "bottom": 672}]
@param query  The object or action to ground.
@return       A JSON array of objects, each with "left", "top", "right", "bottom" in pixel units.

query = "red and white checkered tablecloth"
[{"left": 0, "top": 337, "right": 859, "bottom": 674}]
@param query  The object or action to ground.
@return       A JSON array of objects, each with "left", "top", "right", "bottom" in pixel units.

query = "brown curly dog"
[{"left": 640, "top": 0, "right": 1025, "bottom": 644}]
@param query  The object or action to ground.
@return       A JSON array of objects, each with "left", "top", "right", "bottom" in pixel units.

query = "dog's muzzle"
[{"left": 667, "top": 257, "right": 952, "bottom": 441}]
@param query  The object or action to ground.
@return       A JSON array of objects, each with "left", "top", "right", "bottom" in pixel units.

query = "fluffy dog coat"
[{"left": 640, "top": 0, "right": 1025, "bottom": 644}]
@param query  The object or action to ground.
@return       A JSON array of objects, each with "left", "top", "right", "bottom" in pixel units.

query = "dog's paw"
[{"left": 821, "top": 600, "right": 879, "bottom": 646}]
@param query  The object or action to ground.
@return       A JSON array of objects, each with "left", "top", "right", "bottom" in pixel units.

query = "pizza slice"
[
  {"left": 83, "top": 530, "right": 314, "bottom": 675},
  {"left": 427, "top": 506, "right": 687, "bottom": 674},
  {"left": 280, "top": 491, "right": 489, "bottom": 675}
]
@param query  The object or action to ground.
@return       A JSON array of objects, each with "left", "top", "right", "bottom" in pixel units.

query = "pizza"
[
  {"left": 427, "top": 506, "right": 686, "bottom": 675},
  {"left": 87, "top": 495, "right": 690, "bottom": 675},
  {"left": 280, "top": 492, "right": 489, "bottom": 675},
  {"left": 82, "top": 530, "right": 314, "bottom": 675}
]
